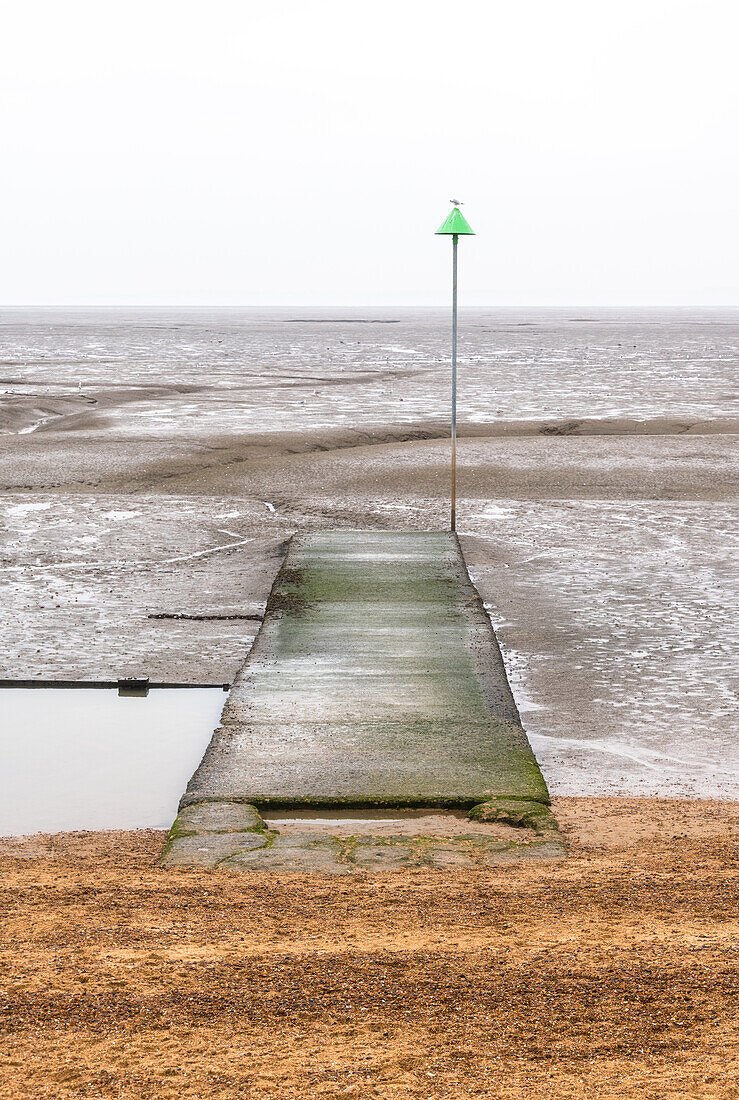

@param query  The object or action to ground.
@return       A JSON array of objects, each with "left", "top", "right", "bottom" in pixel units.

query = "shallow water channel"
[{"left": 0, "top": 688, "right": 226, "bottom": 836}]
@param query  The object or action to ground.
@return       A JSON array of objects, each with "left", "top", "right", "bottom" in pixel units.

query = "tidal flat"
[{"left": 1, "top": 307, "right": 737, "bottom": 798}]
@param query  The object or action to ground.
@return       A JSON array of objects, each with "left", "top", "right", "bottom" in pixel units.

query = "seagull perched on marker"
[{"left": 450, "top": 199, "right": 464, "bottom": 205}]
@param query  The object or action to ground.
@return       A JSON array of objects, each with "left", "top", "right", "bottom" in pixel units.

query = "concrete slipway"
[{"left": 162, "top": 532, "right": 563, "bottom": 871}]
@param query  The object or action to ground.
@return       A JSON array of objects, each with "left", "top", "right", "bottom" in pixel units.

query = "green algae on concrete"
[
  {"left": 173, "top": 531, "right": 550, "bottom": 824},
  {"left": 467, "top": 797, "right": 561, "bottom": 835}
]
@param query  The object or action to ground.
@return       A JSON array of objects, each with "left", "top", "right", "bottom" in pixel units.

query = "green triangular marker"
[{"left": 435, "top": 206, "right": 475, "bottom": 235}]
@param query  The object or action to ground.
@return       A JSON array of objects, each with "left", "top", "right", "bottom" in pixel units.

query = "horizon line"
[{"left": 0, "top": 303, "right": 737, "bottom": 313}]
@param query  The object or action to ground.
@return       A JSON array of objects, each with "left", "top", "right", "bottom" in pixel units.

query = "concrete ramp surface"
[{"left": 164, "top": 531, "right": 558, "bottom": 869}]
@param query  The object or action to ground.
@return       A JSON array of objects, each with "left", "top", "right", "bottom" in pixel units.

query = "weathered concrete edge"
[
  {"left": 178, "top": 792, "right": 549, "bottom": 811},
  {"left": 160, "top": 799, "right": 566, "bottom": 870},
  {"left": 169, "top": 795, "right": 561, "bottom": 835},
  {"left": 447, "top": 530, "right": 551, "bottom": 805},
  {"left": 172, "top": 537, "right": 303, "bottom": 818},
  {"left": 449, "top": 531, "right": 524, "bottom": 728},
  {"left": 160, "top": 794, "right": 566, "bottom": 870}
]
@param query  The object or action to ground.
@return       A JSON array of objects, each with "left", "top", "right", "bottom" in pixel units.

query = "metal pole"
[{"left": 451, "top": 232, "right": 458, "bottom": 531}]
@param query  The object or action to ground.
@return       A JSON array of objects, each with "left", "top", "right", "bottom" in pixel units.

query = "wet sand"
[
  {"left": 2, "top": 415, "right": 736, "bottom": 794},
  {"left": 1, "top": 798, "right": 738, "bottom": 1099}
]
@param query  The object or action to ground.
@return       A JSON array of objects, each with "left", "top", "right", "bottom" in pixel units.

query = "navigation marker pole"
[{"left": 436, "top": 203, "right": 475, "bottom": 532}]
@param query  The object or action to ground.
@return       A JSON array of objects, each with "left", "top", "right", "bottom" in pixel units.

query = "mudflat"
[
  {"left": 1, "top": 798, "right": 737, "bottom": 1099},
  {"left": 1, "top": 308, "right": 737, "bottom": 797}
]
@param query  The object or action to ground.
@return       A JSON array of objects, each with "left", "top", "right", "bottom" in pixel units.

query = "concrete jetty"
[{"left": 162, "top": 531, "right": 562, "bottom": 870}]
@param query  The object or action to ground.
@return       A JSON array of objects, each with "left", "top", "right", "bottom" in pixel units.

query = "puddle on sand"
[
  {"left": 260, "top": 808, "right": 530, "bottom": 839},
  {"left": 0, "top": 688, "right": 225, "bottom": 835}
]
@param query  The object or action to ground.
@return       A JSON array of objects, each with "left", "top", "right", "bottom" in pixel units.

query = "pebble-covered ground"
[{"left": 1, "top": 798, "right": 737, "bottom": 1100}]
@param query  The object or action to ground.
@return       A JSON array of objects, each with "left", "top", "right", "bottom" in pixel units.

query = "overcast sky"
[{"left": 1, "top": 0, "right": 737, "bottom": 307}]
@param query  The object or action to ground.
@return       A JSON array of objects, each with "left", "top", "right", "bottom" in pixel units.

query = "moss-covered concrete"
[
  {"left": 160, "top": 831, "right": 268, "bottom": 868},
  {"left": 163, "top": 531, "right": 558, "bottom": 869},
  {"left": 173, "top": 800, "right": 266, "bottom": 835},
  {"left": 468, "top": 797, "right": 561, "bottom": 835}
]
